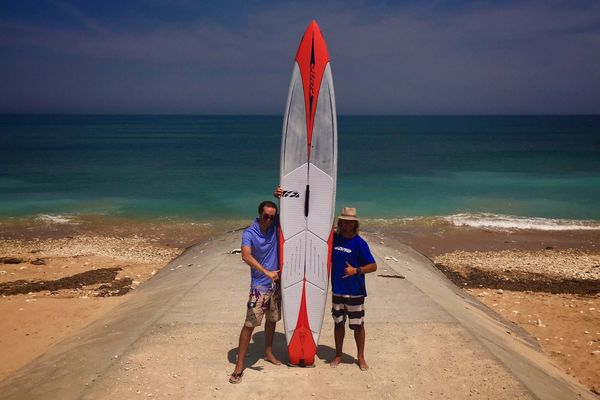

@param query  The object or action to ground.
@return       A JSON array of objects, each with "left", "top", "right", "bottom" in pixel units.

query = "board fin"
[{"left": 287, "top": 280, "right": 317, "bottom": 366}]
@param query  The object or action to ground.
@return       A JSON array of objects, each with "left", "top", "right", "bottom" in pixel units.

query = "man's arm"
[
  {"left": 241, "top": 246, "right": 279, "bottom": 282},
  {"left": 343, "top": 261, "right": 377, "bottom": 279}
]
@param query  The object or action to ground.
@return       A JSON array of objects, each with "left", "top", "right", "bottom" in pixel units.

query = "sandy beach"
[
  {"left": 1, "top": 216, "right": 599, "bottom": 396},
  {"left": 0, "top": 216, "right": 227, "bottom": 380},
  {"left": 369, "top": 220, "right": 600, "bottom": 394}
]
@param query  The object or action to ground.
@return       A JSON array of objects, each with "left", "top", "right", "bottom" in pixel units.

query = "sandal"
[{"left": 229, "top": 371, "right": 243, "bottom": 384}]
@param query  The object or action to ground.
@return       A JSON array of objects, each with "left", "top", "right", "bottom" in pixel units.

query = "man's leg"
[
  {"left": 331, "top": 294, "right": 346, "bottom": 367},
  {"left": 354, "top": 325, "right": 368, "bottom": 371},
  {"left": 233, "top": 325, "right": 254, "bottom": 375},
  {"left": 264, "top": 320, "right": 281, "bottom": 365},
  {"left": 330, "top": 322, "right": 345, "bottom": 367}
]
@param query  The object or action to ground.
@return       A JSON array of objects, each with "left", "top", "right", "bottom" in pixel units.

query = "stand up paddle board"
[{"left": 279, "top": 20, "right": 337, "bottom": 366}]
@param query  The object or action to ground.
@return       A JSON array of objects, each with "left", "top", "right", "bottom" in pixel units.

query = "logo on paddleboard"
[
  {"left": 282, "top": 190, "right": 300, "bottom": 198},
  {"left": 309, "top": 35, "right": 316, "bottom": 126}
]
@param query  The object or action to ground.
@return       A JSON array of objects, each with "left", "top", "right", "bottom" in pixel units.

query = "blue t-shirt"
[
  {"left": 331, "top": 234, "right": 375, "bottom": 296},
  {"left": 241, "top": 217, "right": 279, "bottom": 292}
]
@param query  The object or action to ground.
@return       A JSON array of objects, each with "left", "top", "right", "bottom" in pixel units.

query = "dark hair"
[
  {"left": 336, "top": 218, "right": 359, "bottom": 235},
  {"left": 258, "top": 200, "right": 278, "bottom": 215}
]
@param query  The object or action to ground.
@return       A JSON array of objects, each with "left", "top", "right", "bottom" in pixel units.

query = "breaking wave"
[{"left": 444, "top": 213, "right": 600, "bottom": 231}]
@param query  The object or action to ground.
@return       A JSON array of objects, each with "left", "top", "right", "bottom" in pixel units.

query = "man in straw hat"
[
  {"left": 330, "top": 206, "right": 377, "bottom": 371},
  {"left": 274, "top": 186, "right": 377, "bottom": 370}
]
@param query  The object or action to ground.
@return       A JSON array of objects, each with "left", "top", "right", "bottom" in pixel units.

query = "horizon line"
[{"left": 2, "top": 113, "right": 600, "bottom": 117}]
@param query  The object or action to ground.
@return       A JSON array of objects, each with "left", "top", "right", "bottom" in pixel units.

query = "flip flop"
[{"left": 229, "top": 372, "right": 243, "bottom": 384}]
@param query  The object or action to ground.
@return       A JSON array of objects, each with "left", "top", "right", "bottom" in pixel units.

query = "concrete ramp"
[{"left": 0, "top": 231, "right": 594, "bottom": 399}]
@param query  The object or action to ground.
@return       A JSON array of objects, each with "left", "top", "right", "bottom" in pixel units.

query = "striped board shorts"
[{"left": 331, "top": 293, "right": 365, "bottom": 330}]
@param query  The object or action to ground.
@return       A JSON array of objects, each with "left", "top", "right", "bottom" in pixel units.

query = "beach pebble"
[
  {"left": 230, "top": 248, "right": 242, "bottom": 254},
  {"left": 497, "top": 289, "right": 503, "bottom": 294},
  {"left": 591, "top": 350, "right": 600, "bottom": 356}
]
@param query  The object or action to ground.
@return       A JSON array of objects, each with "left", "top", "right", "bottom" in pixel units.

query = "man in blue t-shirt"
[
  {"left": 229, "top": 200, "right": 281, "bottom": 384},
  {"left": 330, "top": 207, "right": 377, "bottom": 371}
]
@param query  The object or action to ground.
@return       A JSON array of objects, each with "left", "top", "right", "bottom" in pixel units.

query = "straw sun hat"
[{"left": 338, "top": 207, "right": 359, "bottom": 221}]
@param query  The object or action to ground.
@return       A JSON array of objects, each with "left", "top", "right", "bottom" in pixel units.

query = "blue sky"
[{"left": 1, "top": 0, "right": 599, "bottom": 114}]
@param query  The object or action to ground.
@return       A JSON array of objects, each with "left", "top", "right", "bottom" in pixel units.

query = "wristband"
[{"left": 357, "top": 267, "right": 363, "bottom": 275}]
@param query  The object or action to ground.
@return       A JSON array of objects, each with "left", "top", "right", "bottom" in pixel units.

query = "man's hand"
[
  {"left": 342, "top": 261, "right": 358, "bottom": 279},
  {"left": 274, "top": 186, "right": 283, "bottom": 199},
  {"left": 265, "top": 269, "right": 280, "bottom": 282}
]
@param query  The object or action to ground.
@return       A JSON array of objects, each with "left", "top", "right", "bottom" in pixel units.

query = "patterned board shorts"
[
  {"left": 244, "top": 288, "right": 281, "bottom": 328},
  {"left": 331, "top": 293, "right": 365, "bottom": 330}
]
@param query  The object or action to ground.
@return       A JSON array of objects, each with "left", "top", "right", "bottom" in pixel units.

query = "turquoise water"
[{"left": 1, "top": 115, "right": 599, "bottom": 222}]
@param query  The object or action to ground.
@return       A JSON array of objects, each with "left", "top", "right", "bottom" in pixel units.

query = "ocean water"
[{"left": 1, "top": 115, "right": 599, "bottom": 228}]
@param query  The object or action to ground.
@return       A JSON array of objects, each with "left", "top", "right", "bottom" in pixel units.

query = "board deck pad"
[{"left": 279, "top": 20, "right": 337, "bottom": 366}]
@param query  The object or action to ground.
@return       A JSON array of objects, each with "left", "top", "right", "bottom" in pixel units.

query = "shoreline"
[{"left": 1, "top": 215, "right": 599, "bottom": 392}]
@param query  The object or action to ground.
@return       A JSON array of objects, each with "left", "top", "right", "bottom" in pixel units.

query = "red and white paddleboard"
[{"left": 279, "top": 20, "right": 337, "bottom": 366}]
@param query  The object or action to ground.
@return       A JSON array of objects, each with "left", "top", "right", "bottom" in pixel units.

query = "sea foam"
[
  {"left": 444, "top": 213, "right": 600, "bottom": 231},
  {"left": 35, "top": 214, "right": 78, "bottom": 225}
]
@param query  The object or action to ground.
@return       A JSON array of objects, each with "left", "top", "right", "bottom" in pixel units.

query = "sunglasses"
[{"left": 262, "top": 213, "right": 275, "bottom": 221}]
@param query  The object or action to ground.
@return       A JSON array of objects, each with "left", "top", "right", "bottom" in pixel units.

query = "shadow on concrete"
[
  {"left": 227, "top": 331, "right": 288, "bottom": 371},
  {"left": 316, "top": 344, "right": 356, "bottom": 366},
  {"left": 227, "top": 330, "right": 356, "bottom": 369}
]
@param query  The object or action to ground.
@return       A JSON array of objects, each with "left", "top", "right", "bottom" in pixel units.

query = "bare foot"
[
  {"left": 229, "top": 371, "right": 243, "bottom": 384},
  {"left": 357, "top": 358, "right": 369, "bottom": 371},
  {"left": 264, "top": 353, "right": 282, "bottom": 365},
  {"left": 330, "top": 356, "right": 342, "bottom": 368}
]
